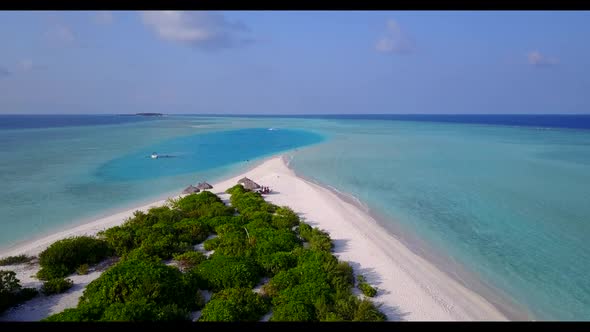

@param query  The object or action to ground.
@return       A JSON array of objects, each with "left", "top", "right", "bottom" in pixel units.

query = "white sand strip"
[{"left": 0, "top": 155, "right": 507, "bottom": 321}]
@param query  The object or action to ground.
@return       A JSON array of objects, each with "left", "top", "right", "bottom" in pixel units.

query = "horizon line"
[{"left": 2, "top": 113, "right": 590, "bottom": 116}]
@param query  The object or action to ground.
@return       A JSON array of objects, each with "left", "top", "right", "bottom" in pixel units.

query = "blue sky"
[{"left": 1, "top": 11, "right": 589, "bottom": 114}]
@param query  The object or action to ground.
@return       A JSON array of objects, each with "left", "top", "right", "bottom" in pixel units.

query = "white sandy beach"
[{"left": 0, "top": 155, "right": 507, "bottom": 321}]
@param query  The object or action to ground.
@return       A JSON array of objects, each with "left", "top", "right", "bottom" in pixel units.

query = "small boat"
[{"left": 151, "top": 152, "right": 159, "bottom": 159}]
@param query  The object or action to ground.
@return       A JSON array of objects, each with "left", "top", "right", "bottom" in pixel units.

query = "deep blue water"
[{"left": 0, "top": 115, "right": 154, "bottom": 130}]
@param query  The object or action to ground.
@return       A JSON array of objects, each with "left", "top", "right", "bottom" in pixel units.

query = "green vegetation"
[
  {"left": 0, "top": 270, "right": 38, "bottom": 314},
  {"left": 0, "top": 255, "right": 35, "bottom": 266},
  {"left": 37, "top": 236, "right": 113, "bottom": 280},
  {"left": 173, "top": 251, "right": 206, "bottom": 271},
  {"left": 43, "top": 258, "right": 203, "bottom": 322},
  {"left": 76, "top": 264, "right": 89, "bottom": 275},
  {"left": 98, "top": 192, "right": 233, "bottom": 261},
  {"left": 41, "top": 278, "right": 73, "bottom": 295},
  {"left": 357, "top": 275, "right": 378, "bottom": 297},
  {"left": 41, "top": 187, "right": 385, "bottom": 322},
  {"left": 199, "top": 288, "right": 269, "bottom": 321}
]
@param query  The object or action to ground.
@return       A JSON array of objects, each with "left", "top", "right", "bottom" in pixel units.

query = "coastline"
[
  {"left": 1, "top": 154, "right": 508, "bottom": 321},
  {"left": 284, "top": 155, "right": 531, "bottom": 321}
]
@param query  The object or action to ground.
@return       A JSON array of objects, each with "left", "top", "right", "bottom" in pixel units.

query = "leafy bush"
[
  {"left": 356, "top": 274, "right": 377, "bottom": 297},
  {"left": 100, "top": 300, "right": 189, "bottom": 322},
  {"left": 80, "top": 259, "right": 200, "bottom": 310},
  {"left": 199, "top": 288, "right": 269, "bottom": 321},
  {"left": 193, "top": 255, "right": 262, "bottom": 292},
  {"left": 203, "top": 237, "right": 220, "bottom": 251},
  {"left": 37, "top": 236, "right": 113, "bottom": 280},
  {"left": 0, "top": 255, "right": 35, "bottom": 266},
  {"left": 41, "top": 278, "right": 73, "bottom": 295},
  {"left": 0, "top": 270, "right": 38, "bottom": 314},
  {"left": 257, "top": 251, "right": 297, "bottom": 276},
  {"left": 174, "top": 218, "right": 211, "bottom": 245},
  {"left": 353, "top": 298, "right": 386, "bottom": 321},
  {"left": 262, "top": 269, "right": 300, "bottom": 297},
  {"left": 272, "top": 207, "right": 300, "bottom": 230},
  {"left": 270, "top": 301, "right": 316, "bottom": 321},
  {"left": 358, "top": 282, "right": 377, "bottom": 297},
  {"left": 76, "top": 264, "right": 89, "bottom": 275},
  {"left": 298, "top": 224, "right": 333, "bottom": 252},
  {"left": 42, "top": 259, "right": 206, "bottom": 321},
  {"left": 298, "top": 223, "right": 313, "bottom": 240},
  {"left": 173, "top": 251, "right": 207, "bottom": 270},
  {"left": 170, "top": 191, "right": 234, "bottom": 218},
  {"left": 203, "top": 216, "right": 244, "bottom": 230}
]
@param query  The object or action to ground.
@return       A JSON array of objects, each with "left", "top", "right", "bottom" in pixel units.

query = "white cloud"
[
  {"left": 527, "top": 51, "right": 558, "bottom": 67},
  {"left": 140, "top": 11, "right": 251, "bottom": 49},
  {"left": 94, "top": 11, "right": 114, "bottom": 25},
  {"left": 375, "top": 19, "right": 414, "bottom": 54}
]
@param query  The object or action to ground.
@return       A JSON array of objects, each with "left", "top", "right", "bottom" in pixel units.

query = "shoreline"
[
  {"left": 0, "top": 156, "right": 271, "bottom": 256},
  {"left": 284, "top": 156, "right": 531, "bottom": 321},
  {"left": 1, "top": 154, "right": 509, "bottom": 321}
]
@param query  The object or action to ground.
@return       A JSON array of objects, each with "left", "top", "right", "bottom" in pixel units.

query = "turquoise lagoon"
[{"left": 1, "top": 114, "right": 590, "bottom": 320}]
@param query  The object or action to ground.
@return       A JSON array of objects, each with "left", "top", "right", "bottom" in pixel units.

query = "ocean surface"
[{"left": 1, "top": 114, "right": 590, "bottom": 320}]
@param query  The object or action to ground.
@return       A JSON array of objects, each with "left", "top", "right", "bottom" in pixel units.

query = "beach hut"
[
  {"left": 182, "top": 185, "right": 200, "bottom": 195},
  {"left": 197, "top": 182, "right": 213, "bottom": 190},
  {"left": 238, "top": 177, "right": 261, "bottom": 191}
]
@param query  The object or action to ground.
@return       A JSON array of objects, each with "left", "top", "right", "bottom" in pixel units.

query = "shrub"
[
  {"left": 203, "top": 237, "right": 220, "bottom": 251},
  {"left": 43, "top": 303, "right": 107, "bottom": 322},
  {"left": 226, "top": 184, "right": 246, "bottom": 195},
  {"left": 98, "top": 226, "right": 135, "bottom": 256},
  {"left": 199, "top": 288, "right": 269, "bottom": 322},
  {"left": 41, "top": 278, "right": 73, "bottom": 295},
  {"left": 100, "top": 300, "right": 189, "bottom": 322},
  {"left": 81, "top": 259, "right": 199, "bottom": 309},
  {"left": 271, "top": 207, "right": 300, "bottom": 230},
  {"left": 327, "top": 262, "right": 354, "bottom": 293},
  {"left": 174, "top": 218, "right": 211, "bottom": 245},
  {"left": 358, "top": 282, "right": 377, "bottom": 297},
  {"left": 262, "top": 269, "right": 300, "bottom": 297},
  {"left": 0, "top": 255, "right": 35, "bottom": 266},
  {"left": 171, "top": 191, "right": 234, "bottom": 218},
  {"left": 203, "top": 216, "right": 243, "bottom": 230},
  {"left": 46, "top": 258, "right": 206, "bottom": 321},
  {"left": 353, "top": 299, "right": 386, "bottom": 321},
  {"left": 298, "top": 223, "right": 313, "bottom": 240},
  {"left": 357, "top": 275, "right": 377, "bottom": 297},
  {"left": 173, "top": 251, "right": 207, "bottom": 270},
  {"left": 1, "top": 270, "right": 38, "bottom": 313},
  {"left": 257, "top": 252, "right": 297, "bottom": 276},
  {"left": 37, "top": 236, "right": 113, "bottom": 280},
  {"left": 250, "top": 228, "right": 300, "bottom": 258},
  {"left": 273, "top": 281, "right": 333, "bottom": 309},
  {"left": 270, "top": 301, "right": 316, "bottom": 321},
  {"left": 76, "top": 264, "right": 89, "bottom": 275},
  {"left": 194, "top": 255, "right": 262, "bottom": 292}
]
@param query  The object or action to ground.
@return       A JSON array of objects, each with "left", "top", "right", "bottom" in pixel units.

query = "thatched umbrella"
[
  {"left": 182, "top": 185, "right": 200, "bottom": 195},
  {"left": 197, "top": 182, "right": 213, "bottom": 190},
  {"left": 238, "top": 177, "right": 260, "bottom": 191}
]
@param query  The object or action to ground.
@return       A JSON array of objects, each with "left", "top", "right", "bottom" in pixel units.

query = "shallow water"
[
  {"left": 1, "top": 114, "right": 590, "bottom": 320},
  {"left": 289, "top": 118, "right": 590, "bottom": 320}
]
